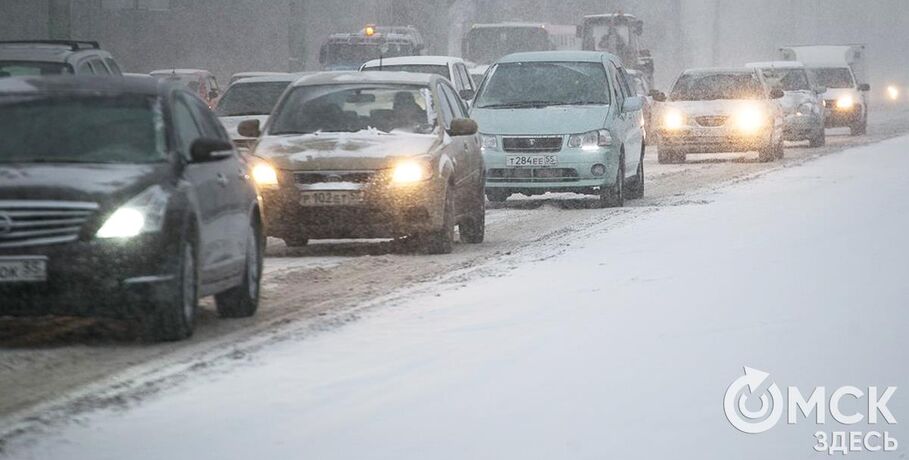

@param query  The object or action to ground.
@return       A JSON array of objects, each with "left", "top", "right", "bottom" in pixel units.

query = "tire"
[
  {"left": 143, "top": 242, "right": 197, "bottom": 342},
  {"left": 599, "top": 158, "right": 624, "bottom": 208},
  {"left": 486, "top": 190, "right": 509, "bottom": 203},
  {"left": 758, "top": 140, "right": 777, "bottom": 163},
  {"left": 775, "top": 137, "right": 785, "bottom": 160},
  {"left": 850, "top": 113, "right": 868, "bottom": 136},
  {"left": 625, "top": 146, "right": 645, "bottom": 200},
  {"left": 459, "top": 186, "right": 486, "bottom": 244},
  {"left": 809, "top": 127, "right": 826, "bottom": 148},
  {"left": 420, "top": 187, "right": 455, "bottom": 254},
  {"left": 657, "top": 146, "right": 685, "bottom": 164},
  {"left": 282, "top": 236, "right": 309, "bottom": 247},
  {"left": 215, "top": 222, "right": 263, "bottom": 318}
]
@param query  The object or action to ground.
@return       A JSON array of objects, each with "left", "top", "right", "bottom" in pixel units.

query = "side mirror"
[
  {"left": 770, "top": 88, "right": 785, "bottom": 99},
  {"left": 858, "top": 83, "right": 871, "bottom": 92},
  {"left": 448, "top": 118, "right": 478, "bottom": 137},
  {"left": 238, "top": 119, "right": 262, "bottom": 138},
  {"left": 650, "top": 90, "right": 667, "bottom": 102},
  {"left": 622, "top": 96, "right": 644, "bottom": 113},
  {"left": 815, "top": 86, "right": 827, "bottom": 95},
  {"left": 190, "top": 138, "right": 234, "bottom": 163},
  {"left": 459, "top": 89, "right": 476, "bottom": 101},
  {"left": 208, "top": 90, "right": 219, "bottom": 100}
]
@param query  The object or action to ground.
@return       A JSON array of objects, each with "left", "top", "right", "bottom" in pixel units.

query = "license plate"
[
  {"left": 505, "top": 155, "right": 559, "bottom": 167},
  {"left": 300, "top": 191, "right": 365, "bottom": 207},
  {"left": 0, "top": 257, "right": 48, "bottom": 283}
]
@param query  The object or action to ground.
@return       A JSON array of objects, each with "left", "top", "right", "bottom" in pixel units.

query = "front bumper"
[
  {"left": 482, "top": 145, "right": 620, "bottom": 195},
  {"left": 262, "top": 174, "right": 446, "bottom": 240},
  {"left": 0, "top": 236, "right": 178, "bottom": 318},
  {"left": 658, "top": 126, "right": 773, "bottom": 153}
]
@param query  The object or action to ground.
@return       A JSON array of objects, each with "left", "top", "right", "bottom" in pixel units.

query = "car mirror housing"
[
  {"left": 448, "top": 118, "right": 479, "bottom": 137},
  {"left": 622, "top": 96, "right": 644, "bottom": 113},
  {"left": 770, "top": 88, "right": 785, "bottom": 99},
  {"left": 238, "top": 119, "right": 262, "bottom": 138},
  {"left": 190, "top": 138, "right": 234, "bottom": 163},
  {"left": 650, "top": 90, "right": 667, "bottom": 102},
  {"left": 858, "top": 83, "right": 871, "bottom": 92},
  {"left": 815, "top": 86, "right": 828, "bottom": 95}
]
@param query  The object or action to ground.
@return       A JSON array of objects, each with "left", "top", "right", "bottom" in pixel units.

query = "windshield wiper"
[{"left": 479, "top": 101, "right": 556, "bottom": 109}]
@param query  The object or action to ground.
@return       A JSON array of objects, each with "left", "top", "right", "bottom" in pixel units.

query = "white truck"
[{"left": 780, "top": 45, "right": 870, "bottom": 135}]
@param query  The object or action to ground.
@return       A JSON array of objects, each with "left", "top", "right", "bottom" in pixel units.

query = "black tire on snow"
[
  {"left": 625, "top": 147, "right": 645, "bottom": 200},
  {"left": 143, "top": 242, "right": 197, "bottom": 342},
  {"left": 216, "top": 222, "right": 263, "bottom": 319},
  {"left": 459, "top": 185, "right": 486, "bottom": 244},
  {"left": 809, "top": 127, "right": 826, "bottom": 148},
  {"left": 420, "top": 187, "right": 455, "bottom": 254},
  {"left": 599, "top": 158, "right": 625, "bottom": 208}
]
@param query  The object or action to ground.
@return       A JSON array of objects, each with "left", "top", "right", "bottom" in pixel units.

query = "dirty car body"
[{"left": 248, "top": 72, "right": 485, "bottom": 251}]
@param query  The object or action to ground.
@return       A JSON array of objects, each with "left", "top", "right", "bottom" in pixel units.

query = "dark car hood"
[
  {"left": 0, "top": 163, "right": 173, "bottom": 209},
  {"left": 254, "top": 131, "right": 441, "bottom": 171}
]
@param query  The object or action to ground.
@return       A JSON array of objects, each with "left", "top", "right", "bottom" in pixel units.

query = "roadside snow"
[{"left": 11, "top": 137, "right": 909, "bottom": 459}]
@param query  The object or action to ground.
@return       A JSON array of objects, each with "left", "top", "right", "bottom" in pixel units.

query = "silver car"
[{"left": 748, "top": 61, "right": 827, "bottom": 147}]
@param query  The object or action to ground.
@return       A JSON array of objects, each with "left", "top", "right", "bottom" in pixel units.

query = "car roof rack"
[{"left": 0, "top": 40, "right": 101, "bottom": 51}]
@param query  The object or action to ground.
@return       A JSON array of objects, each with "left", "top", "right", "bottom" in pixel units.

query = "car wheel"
[
  {"left": 625, "top": 147, "right": 645, "bottom": 200},
  {"left": 459, "top": 185, "right": 486, "bottom": 244},
  {"left": 420, "top": 187, "right": 455, "bottom": 254},
  {"left": 486, "top": 190, "right": 509, "bottom": 203},
  {"left": 599, "top": 159, "right": 624, "bottom": 208},
  {"left": 850, "top": 113, "right": 868, "bottom": 136},
  {"left": 143, "top": 242, "right": 197, "bottom": 342},
  {"left": 215, "top": 222, "right": 263, "bottom": 318},
  {"left": 775, "top": 137, "right": 785, "bottom": 160},
  {"left": 657, "top": 146, "right": 685, "bottom": 164},
  {"left": 283, "top": 236, "right": 309, "bottom": 247},
  {"left": 809, "top": 127, "right": 826, "bottom": 147},
  {"left": 758, "top": 141, "right": 776, "bottom": 163}
]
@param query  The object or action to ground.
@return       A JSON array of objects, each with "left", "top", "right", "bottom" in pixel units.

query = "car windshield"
[
  {"left": 269, "top": 84, "right": 436, "bottom": 135},
  {"left": 363, "top": 64, "right": 450, "bottom": 79},
  {"left": 0, "top": 61, "right": 71, "bottom": 77},
  {"left": 464, "top": 28, "right": 552, "bottom": 65},
  {"left": 0, "top": 93, "right": 166, "bottom": 164},
  {"left": 810, "top": 67, "right": 855, "bottom": 89},
  {"left": 758, "top": 68, "right": 811, "bottom": 91},
  {"left": 216, "top": 82, "right": 290, "bottom": 117},
  {"left": 670, "top": 73, "right": 764, "bottom": 101},
  {"left": 475, "top": 61, "right": 611, "bottom": 109}
]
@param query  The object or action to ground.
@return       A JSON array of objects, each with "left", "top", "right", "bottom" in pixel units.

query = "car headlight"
[
  {"left": 836, "top": 95, "right": 855, "bottom": 110},
  {"left": 734, "top": 107, "right": 767, "bottom": 134},
  {"left": 567, "top": 129, "right": 613, "bottom": 151},
  {"left": 480, "top": 134, "right": 498, "bottom": 151},
  {"left": 662, "top": 110, "right": 686, "bottom": 130},
  {"left": 887, "top": 85, "right": 900, "bottom": 101},
  {"left": 97, "top": 185, "right": 169, "bottom": 239},
  {"left": 797, "top": 102, "right": 815, "bottom": 116},
  {"left": 252, "top": 163, "right": 279, "bottom": 188},
  {"left": 391, "top": 160, "right": 433, "bottom": 184}
]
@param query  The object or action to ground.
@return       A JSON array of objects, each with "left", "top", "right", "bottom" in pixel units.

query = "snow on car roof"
[
  {"left": 746, "top": 61, "right": 806, "bottom": 69},
  {"left": 682, "top": 67, "right": 757, "bottom": 75},
  {"left": 291, "top": 71, "right": 438, "bottom": 87},
  {"left": 149, "top": 69, "right": 212, "bottom": 76},
  {"left": 230, "top": 73, "right": 310, "bottom": 85},
  {"left": 361, "top": 56, "right": 464, "bottom": 68},
  {"left": 497, "top": 51, "right": 618, "bottom": 64}
]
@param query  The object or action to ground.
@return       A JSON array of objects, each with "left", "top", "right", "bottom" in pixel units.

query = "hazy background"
[{"left": 1, "top": 0, "right": 906, "bottom": 91}]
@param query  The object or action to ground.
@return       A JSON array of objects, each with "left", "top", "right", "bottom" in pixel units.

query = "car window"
[
  {"left": 609, "top": 63, "right": 625, "bottom": 106},
  {"left": 439, "top": 83, "right": 467, "bottom": 119},
  {"left": 77, "top": 61, "right": 94, "bottom": 74},
  {"left": 618, "top": 68, "right": 635, "bottom": 99},
  {"left": 435, "top": 84, "right": 456, "bottom": 128},
  {"left": 172, "top": 96, "right": 204, "bottom": 156},
  {"left": 670, "top": 73, "right": 765, "bottom": 101},
  {"left": 90, "top": 59, "right": 111, "bottom": 75},
  {"left": 0, "top": 61, "right": 71, "bottom": 76},
  {"left": 456, "top": 64, "right": 474, "bottom": 91},
  {"left": 450, "top": 65, "right": 466, "bottom": 90},
  {"left": 475, "top": 61, "right": 611, "bottom": 109},
  {"left": 186, "top": 94, "right": 230, "bottom": 142},
  {"left": 104, "top": 58, "right": 122, "bottom": 75}
]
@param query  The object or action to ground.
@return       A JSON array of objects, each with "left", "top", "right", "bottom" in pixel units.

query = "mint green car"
[{"left": 470, "top": 51, "right": 646, "bottom": 207}]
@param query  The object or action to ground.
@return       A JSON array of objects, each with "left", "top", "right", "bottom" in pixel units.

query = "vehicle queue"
[{"left": 0, "top": 27, "right": 876, "bottom": 341}]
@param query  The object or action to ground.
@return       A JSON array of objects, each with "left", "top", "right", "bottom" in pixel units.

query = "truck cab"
[
  {"left": 578, "top": 14, "right": 654, "bottom": 86},
  {"left": 319, "top": 26, "right": 425, "bottom": 71}
]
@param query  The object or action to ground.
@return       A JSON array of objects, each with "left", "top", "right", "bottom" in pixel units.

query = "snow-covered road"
[{"left": 10, "top": 133, "right": 909, "bottom": 459}]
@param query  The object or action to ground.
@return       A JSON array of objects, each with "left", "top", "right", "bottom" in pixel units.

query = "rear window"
[
  {"left": 758, "top": 68, "right": 811, "bottom": 91},
  {"left": 670, "top": 72, "right": 764, "bottom": 101},
  {"left": 0, "top": 61, "right": 71, "bottom": 77}
]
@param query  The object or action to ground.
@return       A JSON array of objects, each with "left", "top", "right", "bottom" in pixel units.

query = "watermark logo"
[
  {"left": 724, "top": 366, "right": 899, "bottom": 454},
  {"left": 724, "top": 367, "right": 784, "bottom": 434}
]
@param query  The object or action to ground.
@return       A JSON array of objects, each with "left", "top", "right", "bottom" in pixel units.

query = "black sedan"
[{"left": 0, "top": 76, "right": 264, "bottom": 341}]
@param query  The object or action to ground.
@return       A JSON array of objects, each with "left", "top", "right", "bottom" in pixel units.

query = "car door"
[
  {"left": 186, "top": 94, "right": 251, "bottom": 276},
  {"left": 438, "top": 82, "right": 480, "bottom": 208},
  {"left": 612, "top": 63, "right": 644, "bottom": 179},
  {"left": 171, "top": 92, "right": 234, "bottom": 286}
]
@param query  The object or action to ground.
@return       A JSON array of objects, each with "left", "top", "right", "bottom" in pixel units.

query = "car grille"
[
  {"left": 502, "top": 136, "right": 563, "bottom": 153},
  {"left": 0, "top": 201, "right": 99, "bottom": 249},
  {"left": 488, "top": 168, "right": 579, "bottom": 183},
  {"left": 294, "top": 171, "right": 376, "bottom": 185},
  {"left": 695, "top": 116, "right": 728, "bottom": 127}
]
